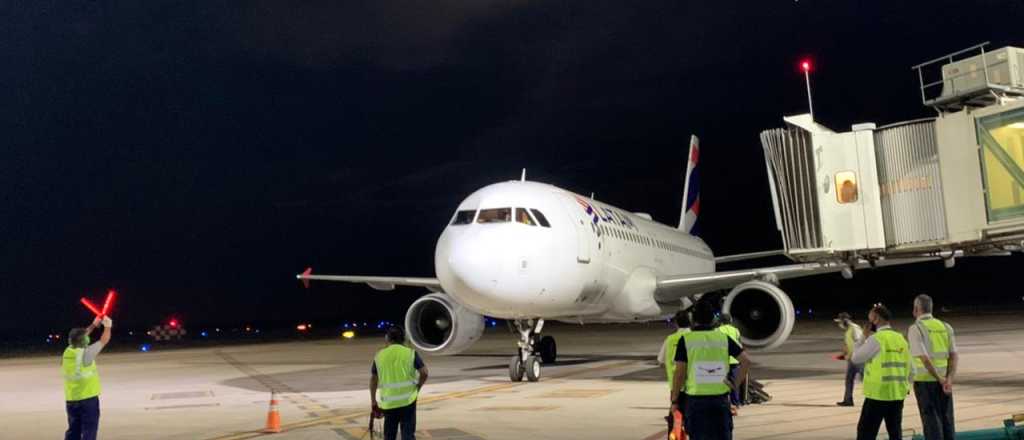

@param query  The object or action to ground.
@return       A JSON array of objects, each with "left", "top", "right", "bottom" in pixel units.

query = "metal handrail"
[{"left": 911, "top": 42, "right": 1002, "bottom": 108}]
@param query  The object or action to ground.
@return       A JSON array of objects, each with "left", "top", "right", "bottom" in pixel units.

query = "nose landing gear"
[{"left": 508, "top": 319, "right": 556, "bottom": 382}]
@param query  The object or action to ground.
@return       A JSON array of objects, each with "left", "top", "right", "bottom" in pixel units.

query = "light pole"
[{"left": 801, "top": 59, "right": 814, "bottom": 120}]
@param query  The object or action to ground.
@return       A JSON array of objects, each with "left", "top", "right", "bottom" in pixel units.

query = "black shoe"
[{"left": 836, "top": 401, "right": 854, "bottom": 407}]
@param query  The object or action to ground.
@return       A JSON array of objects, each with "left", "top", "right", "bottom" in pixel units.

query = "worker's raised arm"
[{"left": 99, "top": 317, "right": 113, "bottom": 346}]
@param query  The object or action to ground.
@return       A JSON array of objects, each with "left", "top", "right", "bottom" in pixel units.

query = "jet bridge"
[{"left": 761, "top": 44, "right": 1024, "bottom": 263}]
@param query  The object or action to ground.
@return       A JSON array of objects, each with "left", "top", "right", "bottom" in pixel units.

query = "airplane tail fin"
[{"left": 679, "top": 135, "right": 700, "bottom": 235}]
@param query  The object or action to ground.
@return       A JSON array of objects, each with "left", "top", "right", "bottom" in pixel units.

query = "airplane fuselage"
[{"left": 434, "top": 180, "right": 714, "bottom": 323}]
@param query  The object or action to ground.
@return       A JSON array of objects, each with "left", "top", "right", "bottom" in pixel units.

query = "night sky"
[{"left": 4, "top": 1, "right": 1023, "bottom": 339}]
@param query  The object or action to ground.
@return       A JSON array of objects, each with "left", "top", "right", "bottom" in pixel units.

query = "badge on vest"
[{"left": 694, "top": 362, "right": 727, "bottom": 384}]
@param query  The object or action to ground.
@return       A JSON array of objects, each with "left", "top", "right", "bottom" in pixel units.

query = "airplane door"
[{"left": 559, "top": 195, "right": 592, "bottom": 264}]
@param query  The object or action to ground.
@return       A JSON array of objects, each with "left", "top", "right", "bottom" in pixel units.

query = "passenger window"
[
  {"left": 835, "top": 171, "right": 859, "bottom": 204},
  {"left": 477, "top": 208, "right": 512, "bottom": 223},
  {"left": 451, "top": 210, "right": 476, "bottom": 225},
  {"left": 515, "top": 208, "right": 536, "bottom": 226},
  {"left": 529, "top": 209, "right": 551, "bottom": 227}
]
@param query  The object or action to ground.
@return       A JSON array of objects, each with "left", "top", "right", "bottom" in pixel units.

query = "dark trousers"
[
  {"left": 383, "top": 401, "right": 416, "bottom": 440},
  {"left": 914, "top": 382, "right": 955, "bottom": 440},
  {"left": 727, "top": 364, "right": 741, "bottom": 406},
  {"left": 684, "top": 394, "right": 733, "bottom": 440},
  {"left": 65, "top": 397, "right": 100, "bottom": 440},
  {"left": 856, "top": 398, "right": 904, "bottom": 440},
  {"left": 842, "top": 361, "right": 862, "bottom": 403}
]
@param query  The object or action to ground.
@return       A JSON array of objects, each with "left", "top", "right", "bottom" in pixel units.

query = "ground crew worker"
[
  {"left": 716, "top": 313, "right": 742, "bottom": 414},
  {"left": 670, "top": 302, "right": 750, "bottom": 440},
  {"left": 658, "top": 311, "right": 691, "bottom": 383},
  {"left": 370, "top": 327, "right": 429, "bottom": 440},
  {"left": 659, "top": 311, "right": 691, "bottom": 440},
  {"left": 834, "top": 312, "right": 864, "bottom": 407},
  {"left": 851, "top": 304, "right": 912, "bottom": 440},
  {"left": 909, "top": 294, "right": 958, "bottom": 440},
  {"left": 63, "top": 315, "right": 112, "bottom": 440}
]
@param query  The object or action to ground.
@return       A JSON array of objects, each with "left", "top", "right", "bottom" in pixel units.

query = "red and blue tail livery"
[{"left": 680, "top": 135, "right": 700, "bottom": 235}]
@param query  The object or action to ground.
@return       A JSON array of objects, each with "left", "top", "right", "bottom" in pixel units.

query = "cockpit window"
[
  {"left": 529, "top": 209, "right": 551, "bottom": 227},
  {"left": 451, "top": 210, "right": 476, "bottom": 225},
  {"left": 515, "top": 208, "right": 536, "bottom": 226},
  {"left": 476, "top": 208, "right": 512, "bottom": 224}
]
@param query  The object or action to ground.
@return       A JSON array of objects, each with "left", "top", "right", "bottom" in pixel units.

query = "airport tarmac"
[{"left": 3, "top": 314, "right": 1023, "bottom": 440}]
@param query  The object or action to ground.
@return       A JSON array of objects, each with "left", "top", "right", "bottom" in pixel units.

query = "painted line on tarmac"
[
  {"left": 206, "top": 359, "right": 637, "bottom": 440},
  {"left": 216, "top": 350, "right": 333, "bottom": 417}
]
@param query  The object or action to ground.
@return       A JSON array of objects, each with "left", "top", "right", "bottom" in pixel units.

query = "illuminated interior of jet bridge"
[{"left": 759, "top": 43, "right": 1024, "bottom": 264}]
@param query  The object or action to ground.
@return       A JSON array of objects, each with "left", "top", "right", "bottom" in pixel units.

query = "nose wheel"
[{"left": 507, "top": 319, "right": 554, "bottom": 382}]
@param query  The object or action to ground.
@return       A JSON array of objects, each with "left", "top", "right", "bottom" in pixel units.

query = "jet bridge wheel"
[{"left": 509, "top": 355, "right": 525, "bottom": 382}]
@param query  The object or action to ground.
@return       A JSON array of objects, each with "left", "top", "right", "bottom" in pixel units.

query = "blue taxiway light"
[{"left": 140, "top": 344, "right": 151, "bottom": 352}]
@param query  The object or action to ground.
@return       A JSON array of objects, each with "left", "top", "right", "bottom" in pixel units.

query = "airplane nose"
[{"left": 447, "top": 231, "right": 502, "bottom": 296}]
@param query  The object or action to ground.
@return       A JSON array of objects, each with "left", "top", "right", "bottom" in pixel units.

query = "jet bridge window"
[
  {"left": 977, "top": 108, "right": 1024, "bottom": 221},
  {"left": 835, "top": 171, "right": 859, "bottom": 204},
  {"left": 477, "top": 208, "right": 512, "bottom": 224},
  {"left": 451, "top": 210, "right": 476, "bottom": 225},
  {"left": 529, "top": 209, "right": 551, "bottom": 227},
  {"left": 515, "top": 208, "right": 536, "bottom": 226}
]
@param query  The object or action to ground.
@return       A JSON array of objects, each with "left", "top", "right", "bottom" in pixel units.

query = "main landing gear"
[{"left": 508, "top": 319, "right": 557, "bottom": 382}]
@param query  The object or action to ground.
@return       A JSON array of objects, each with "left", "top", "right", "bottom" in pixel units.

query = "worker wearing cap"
[
  {"left": 851, "top": 304, "right": 912, "bottom": 440},
  {"left": 835, "top": 312, "right": 864, "bottom": 407},
  {"left": 370, "top": 326, "right": 429, "bottom": 440},
  {"left": 63, "top": 316, "right": 112, "bottom": 440},
  {"left": 716, "top": 313, "right": 743, "bottom": 414},
  {"left": 909, "top": 294, "right": 958, "bottom": 440},
  {"left": 670, "top": 302, "right": 751, "bottom": 440}
]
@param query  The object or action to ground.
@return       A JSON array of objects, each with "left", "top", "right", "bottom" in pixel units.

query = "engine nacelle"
[
  {"left": 721, "top": 280, "right": 795, "bottom": 350},
  {"left": 405, "top": 293, "right": 485, "bottom": 355}
]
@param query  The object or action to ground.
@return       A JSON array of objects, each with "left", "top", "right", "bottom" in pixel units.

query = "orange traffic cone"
[{"left": 263, "top": 391, "right": 282, "bottom": 433}]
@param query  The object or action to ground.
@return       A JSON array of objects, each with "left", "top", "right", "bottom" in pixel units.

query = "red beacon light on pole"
[
  {"left": 169, "top": 319, "right": 179, "bottom": 328},
  {"left": 798, "top": 58, "right": 815, "bottom": 119}
]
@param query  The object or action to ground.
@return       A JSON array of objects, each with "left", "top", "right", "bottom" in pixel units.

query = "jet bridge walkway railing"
[{"left": 913, "top": 42, "right": 1024, "bottom": 112}]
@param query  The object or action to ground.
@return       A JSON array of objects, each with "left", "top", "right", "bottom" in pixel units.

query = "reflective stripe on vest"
[
  {"left": 718, "top": 324, "right": 742, "bottom": 365},
  {"left": 62, "top": 347, "right": 101, "bottom": 402},
  {"left": 663, "top": 329, "right": 689, "bottom": 388},
  {"left": 913, "top": 318, "right": 951, "bottom": 382},
  {"left": 863, "top": 330, "right": 910, "bottom": 401},
  {"left": 374, "top": 345, "right": 419, "bottom": 410},
  {"left": 682, "top": 331, "right": 730, "bottom": 396}
]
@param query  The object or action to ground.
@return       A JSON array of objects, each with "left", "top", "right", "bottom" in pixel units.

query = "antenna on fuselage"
[
  {"left": 590, "top": 192, "right": 595, "bottom": 199},
  {"left": 521, "top": 168, "right": 526, "bottom": 182}
]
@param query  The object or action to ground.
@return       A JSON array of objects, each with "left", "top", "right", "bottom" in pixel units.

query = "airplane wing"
[
  {"left": 296, "top": 268, "right": 442, "bottom": 292},
  {"left": 654, "top": 256, "right": 939, "bottom": 303},
  {"left": 714, "top": 250, "right": 786, "bottom": 264}
]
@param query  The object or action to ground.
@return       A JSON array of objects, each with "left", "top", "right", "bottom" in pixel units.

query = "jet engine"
[
  {"left": 721, "top": 280, "right": 795, "bottom": 350},
  {"left": 405, "top": 293, "right": 485, "bottom": 355}
]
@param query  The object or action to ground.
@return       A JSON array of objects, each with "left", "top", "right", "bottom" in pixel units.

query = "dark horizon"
[{"left": 4, "top": 1, "right": 1024, "bottom": 340}]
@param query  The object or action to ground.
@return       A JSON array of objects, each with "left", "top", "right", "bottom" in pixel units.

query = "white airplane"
[{"left": 298, "top": 136, "right": 926, "bottom": 382}]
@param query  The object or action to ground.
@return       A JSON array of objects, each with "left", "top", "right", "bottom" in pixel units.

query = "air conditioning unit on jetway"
[{"left": 760, "top": 45, "right": 1024, "bottom": 262}]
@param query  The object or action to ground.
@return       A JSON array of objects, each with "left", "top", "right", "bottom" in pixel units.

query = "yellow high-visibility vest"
[
  {"left": 682, "top": 331, "right": 731, "bottom": 396},
  {"left": 62, "top": 347, "right": 101, "bottom": 402},
  {"left": 912, "top": 318, "right": 951, "bottom": 382},
  {"left": 863, "top": 330, "right": 910, "bottom": 401},
  {"left": 374, "top": 345, "right": 419, "bottom": 410},
  {"left": 663, "top": 328, "right": 690, "bottom": 387},
  {"left": 718, "top": 324, "right": 742, "bottom": 365}
]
